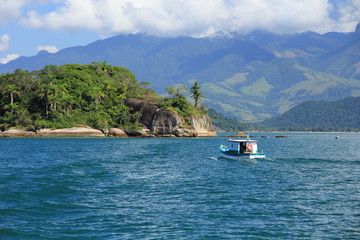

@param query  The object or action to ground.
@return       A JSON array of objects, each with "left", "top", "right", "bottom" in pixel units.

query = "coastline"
[
  {"left": 0, "top": 127, "right": 217, "bottom": 138},
  {"left": 1, "top": 128, "right": 356, "bottom": 139}
]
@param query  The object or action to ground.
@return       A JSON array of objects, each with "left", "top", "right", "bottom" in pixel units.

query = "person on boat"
[{"left": 240, "top": 143, "right": 246, "bottom": 154}]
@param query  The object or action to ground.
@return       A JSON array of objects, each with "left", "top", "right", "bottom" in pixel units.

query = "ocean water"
[{"left": 0, "top": 133, "right": 359, "bottom": 239}]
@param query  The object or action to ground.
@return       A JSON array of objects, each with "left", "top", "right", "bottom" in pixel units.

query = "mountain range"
[{"left": 1, "top": 23, "right": 359, "bottom": 121}]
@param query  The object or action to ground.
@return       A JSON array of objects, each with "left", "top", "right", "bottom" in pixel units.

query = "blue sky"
[{"left": 0, "top": 0, "right": 359, "bottom": 64}]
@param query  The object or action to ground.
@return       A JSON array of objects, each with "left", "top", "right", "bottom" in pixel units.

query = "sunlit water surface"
[{"left": 1, "top": 133, "right": 359, "bottom": 239}]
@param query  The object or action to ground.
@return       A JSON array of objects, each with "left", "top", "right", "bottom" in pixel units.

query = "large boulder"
[
  {"left": 124, "top": 98, "right": 183, "bottom": 135},
  {"left": 37, "top": 127, "right": 105, "bottom": 137},
  {"left": 126, "top": 129, "right": 151, "bottom": 137},
  {"left": 0, "top": 128, "right": 35, "bottom": 137},
  {"left": 191, "top": 116, "right": 217, "bottom": 137},
  {"left": 152, "top": 108, "right": 182, "bottom": 135},
  {"left": 123, "top": 98, "right": 158, "bottom": 129},
  {"left": 123, "top": 98, "right": 217, "bottom": 137},
  {"left": 109, "top": 128, "right": 127, "bottom": 137}
]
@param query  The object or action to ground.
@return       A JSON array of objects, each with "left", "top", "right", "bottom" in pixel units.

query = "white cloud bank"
[
  {"left": 3, "top": 0, "right": 360, "bottom": 37},
  {"left": 0, "top": 53, "right": 20, "bottom": 64},
  {"left": 0, "top": 0, "right": 27, "bottom": 25},
  {"left": 37, "top": 45, "right": 59, "bottom": 53}
]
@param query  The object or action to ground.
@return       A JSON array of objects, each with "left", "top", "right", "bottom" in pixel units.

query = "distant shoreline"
[{"left": 1, "top": 127, "right": 358, "bottom": 139}]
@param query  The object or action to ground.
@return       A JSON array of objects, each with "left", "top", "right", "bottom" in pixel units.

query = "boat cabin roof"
[{"left": 227, "top": 139, "right": 258, "bottom": 143}]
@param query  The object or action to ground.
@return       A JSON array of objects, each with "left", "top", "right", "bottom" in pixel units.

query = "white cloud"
[
  {"left": 335, "top": 0, "right": 360, "bottom": 32},
  {"left": 0, "top": 53, "right": 20, "bottom": 64},
  {"left": 0, "top": 0, "right": 28, "bottom": 25},
  {"left": 36, "top": 45, "right": 58, "bottom": 53},
  {"left": 18, "top": 0, "right": 360, "bottom": 36},
  {"left": 0, "top": 34, "right": 10, "bottom": 52}
]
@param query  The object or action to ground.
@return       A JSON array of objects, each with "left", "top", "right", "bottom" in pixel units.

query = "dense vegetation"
[
  {"left": 207, "top": 109, "right": 252, "bottom": 132},
  {"left": 0, "top": 62, "right": 201, "bottom": 131},
  {"left": 261, "top": 97, "right": 360, "bottom": 131}
]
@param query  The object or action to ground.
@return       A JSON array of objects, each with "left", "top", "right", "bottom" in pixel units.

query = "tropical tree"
[
  {"left": 4, "top": 84, "right": 21, "bottom": 105},
  {"left": 190, "top": 80, "right": 203, "bottom": 108},
  {"left": 36, "top": 76, "right": 53, "bottom": 117},
  {"left": 89, "top": 86, "right": 106, "bottom": 110}
]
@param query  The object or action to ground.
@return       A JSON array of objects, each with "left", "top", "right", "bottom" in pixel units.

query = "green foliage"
[
  {"left": 161, "top": 84, "right": 208, "bottom": 124},
  {"left": 162, "top": 87, "right": 193, "bottom": 119},
  {"left": 261, "top": 97, "right": 360, "bottom": 131},
  {"left": 190, "top": 80, "right": 204, "bottom": 108},
  {"left": 0, "top": 63, "right": 155, "bottom": 130},
  {"left": 207, "top": 108, "right": 251, "bottom": 132}
]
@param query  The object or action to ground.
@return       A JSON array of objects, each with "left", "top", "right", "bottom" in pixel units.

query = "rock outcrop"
[
  {"left": 124, "top": 98, "right": 216, "bottom": 137},
  {"left": 0, "top": 126, "right": 105, "bottom": 137},
  {"left": 108, "top": 128, "right": 127, "bottom": 137},
  {"left": 151, "top": 108, "right": 183, "bottom": 135},
  {"left": 0, "top": 128, "right": 35, "bottom": 137},
  {"left": 37, "top": 127, "right": 104, "bottom": 137},
  {"left": 191, "top": 116, "right": 217, "bottom": 137}
]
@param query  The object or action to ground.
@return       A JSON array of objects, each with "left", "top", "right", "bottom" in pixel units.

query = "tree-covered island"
[{"left": 0, "top": 62, "right": 216, "bottom": 137}]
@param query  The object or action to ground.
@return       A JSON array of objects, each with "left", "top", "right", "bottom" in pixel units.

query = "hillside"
[
  {"left": 1, "top": 24, "right": 359, "bottom": 121},
  {"left": 0, "top": 63, "right": 214, "bottom": 136},
  {"left": 207, "top": 109, "right": 251, "bottom": 132},
  {"left": 261, "top": 97, "right": 360, "bottom": 131}
]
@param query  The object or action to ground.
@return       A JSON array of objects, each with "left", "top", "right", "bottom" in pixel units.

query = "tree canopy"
[
  {"left": 261, "top": 97, "right": 360, "bottom": 131},
  {"left": 0, "top": 62, "right": 206, "bottom": 131},
  {"left": 207, "top": 109, "right": 251, "bottom": 132},
  {"left": 190, "top": 80, "right": 204, "bottom": 108},
  {"left": 0, "top": 63, "right": 158, "bottom": 130}
]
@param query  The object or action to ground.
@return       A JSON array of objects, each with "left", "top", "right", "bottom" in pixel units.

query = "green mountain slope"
[
  {"left": 314, "top": 23, "right": 360, "bottom": 80},
  {"left": 0, "top": 26, "right": 359, "bottom": 121},
  {"left": 261, "top": 97, "right": 360, "bottom": 130},
  {"left": 201, "top": 62, "right": 360, "bottom": 121}
]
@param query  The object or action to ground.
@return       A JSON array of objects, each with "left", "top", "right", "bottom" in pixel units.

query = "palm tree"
[
  {"left": 4, "top": 84, "right": 21, "bottom": 105},
  {"left": 62, "top": 94, "right": 75, "bottom": 114},
  {"left": 36, "top": 76, "right": 52, "bottom": 117},
  {"left": 90, "top": 86, "right": 106, "bottom": 110},
  {"left": 190, "top": 80, "right": 204, "bottom": 108},
  {"left": 47, "top": 83, "right": 68, "bottom": 112},
  {"left": 3, "top": 84, "right": 21, "bottom": 115}
]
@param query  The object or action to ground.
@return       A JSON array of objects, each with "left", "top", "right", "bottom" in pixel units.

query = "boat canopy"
[{"left": 227, "top": 139, "right": 258, "bottom": 153}]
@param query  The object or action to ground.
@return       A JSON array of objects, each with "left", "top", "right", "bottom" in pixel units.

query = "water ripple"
[{"left": 1, "top": 135, "right": 360, "bottom": 239}]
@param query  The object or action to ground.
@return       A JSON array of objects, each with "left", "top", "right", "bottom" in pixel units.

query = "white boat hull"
[{"left": 220, "top": 152, "right": 266, "bottom": 160}]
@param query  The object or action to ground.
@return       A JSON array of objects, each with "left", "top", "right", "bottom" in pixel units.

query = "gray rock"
[{"left": 124, "top": 98, "right": 216, "bottom": 137}]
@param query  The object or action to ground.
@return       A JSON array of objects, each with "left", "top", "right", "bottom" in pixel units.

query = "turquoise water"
[{"left": 1, "top": 133, "right": 359, "bottom": 239}]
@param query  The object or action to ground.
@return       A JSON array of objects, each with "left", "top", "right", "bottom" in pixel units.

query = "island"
[{"left": 0, "top": 63, "right": 216, "bottom": 137}]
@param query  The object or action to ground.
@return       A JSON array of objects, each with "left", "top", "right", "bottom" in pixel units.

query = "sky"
[{"left": 0, "top": 0, "right": 359, "bottom": 64}]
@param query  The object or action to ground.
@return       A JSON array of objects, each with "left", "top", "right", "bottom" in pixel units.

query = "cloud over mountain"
[{"left": 7, "top": 0, "right": 359, "bottom": 37}]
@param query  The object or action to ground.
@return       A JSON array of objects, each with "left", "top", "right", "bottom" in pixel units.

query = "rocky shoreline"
[
  {"left": 0, "top": 126, "right": 217, "bottom": 138},
  {"left": 0, "top": 99, "right": 219, "bottom": 138}
]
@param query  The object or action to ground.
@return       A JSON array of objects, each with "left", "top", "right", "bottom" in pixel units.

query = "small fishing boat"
[{"left": 220, "top": 138, "right": 266, "bottom": 160}]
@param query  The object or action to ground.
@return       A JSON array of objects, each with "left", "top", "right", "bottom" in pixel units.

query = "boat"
[{"left": 219, "top": 138, "right": 266, "bottom": 160}]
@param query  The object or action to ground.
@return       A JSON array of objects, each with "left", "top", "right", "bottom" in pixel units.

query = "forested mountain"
[
  {"left": 1, "top": 24, "right": 359, "bottom": 121},
  {"left": 207, "top": 109, "right": 251, "bottom": 132},
  {"left": 261, "top": 97, "right": 360, "bottom": 131}
]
